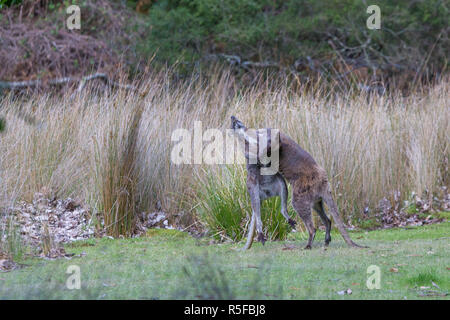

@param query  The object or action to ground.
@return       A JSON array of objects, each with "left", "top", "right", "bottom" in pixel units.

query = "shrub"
[
  {"left": 93, "top": 103, "right": 144, "bottom": 237},
  {"left": 0, "top": 0, "right": 22, "bottom": 9},
  {"left": 405, "top": 269, "right": 441, "bottom": 287},
  {"left": 138, "top": 0, "right": 449, "bottom": 78}
]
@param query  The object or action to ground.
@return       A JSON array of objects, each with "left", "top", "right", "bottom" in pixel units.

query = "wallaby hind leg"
[
  {"left": 247, "top": 186, "right": 265, "bottom": 245},
  {"left": 247, "top": 167, "right": 266, "bottom": 245},
  {"left": 278, "top": 174, "right": 296, "bottom": 228},
  {"left": 313, "top": 200, "right": 331, "bottom": 246},
  {"left": 293, "top": 198, "right": 315, "bottom": 249}
]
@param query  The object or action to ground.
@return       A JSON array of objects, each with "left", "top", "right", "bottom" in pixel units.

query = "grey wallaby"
[{"left": 230, "top": 116, "right": 365, "bottom": 250}]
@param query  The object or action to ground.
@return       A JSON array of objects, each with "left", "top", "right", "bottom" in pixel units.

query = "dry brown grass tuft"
[{"left": 92, "top": 101, "right": 144, "bottom": 237}]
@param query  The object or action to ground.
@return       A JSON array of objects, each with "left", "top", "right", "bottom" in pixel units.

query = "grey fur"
[{"left": 231, "top": 116, "right": 295, "bottom": 250}]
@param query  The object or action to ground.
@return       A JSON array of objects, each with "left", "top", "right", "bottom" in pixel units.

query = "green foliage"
[
  {"left": 434, "top": 211, "right": 450, "bottom": 220},
  {"left": 0, "top": 0, "right": 68, "bottom": 9},
  {"left": 195, "top": 165, "right": 249, "bottom": 242},
  {"left": 0, "top": 0, "right": 22, "bottom": 9},
  {"left": 136, "top": 0, "right": 448, "bottom": 71},
  {"left": 194, "top": 165, "right": 295, "bottom": 242},
  {"left": 405, "top": 269, "right": 441, "bottom": 287},
  {"left": 404, "top": 203, "right": 419, "bottom": 215},
  {"left": 93, "top": 105, "right": 143, "bottom": 238},
  {"left": 0, "top": 117, "right": 5, "bottom": 132},
  {"left": 357, "top": 218, "right": 382, "bottom": 230}
]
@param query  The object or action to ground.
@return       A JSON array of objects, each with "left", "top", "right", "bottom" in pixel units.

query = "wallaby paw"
[
  {"left": 304, "top": 244, "right": 312, "bottom": 250},
  {"left": 288, "top": 218, "right": 297, "bottom": 229},
  {"left": 257, "top": 233, "right": 266, "bottom": 245}
]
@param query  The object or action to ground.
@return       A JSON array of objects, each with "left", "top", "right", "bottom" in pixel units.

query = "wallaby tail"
[{"left": 322, "top": 192, "right": 367, "bottom": 248}]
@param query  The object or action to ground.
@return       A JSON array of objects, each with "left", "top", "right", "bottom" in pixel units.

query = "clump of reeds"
[
  {"left": 92, "top": 100, "right": 144, "bottom": 237},
  {"left": 0, "top": 70, "right": 447, "bottom": 242}
]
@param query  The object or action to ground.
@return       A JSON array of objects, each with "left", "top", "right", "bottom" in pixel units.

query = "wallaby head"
[
  {"left": 230, "top": 115, "right": 255, "bottom": 155},
  {"left": 230, "top": 115, "right": 245, "bottom": 130},
  {"left": 230, "top": 116, "right": 248, "bottom": 142}
]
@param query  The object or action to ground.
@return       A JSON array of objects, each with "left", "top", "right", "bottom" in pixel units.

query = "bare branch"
[{"left": 0, "top": 73, "right": 136, "bottom": 92}]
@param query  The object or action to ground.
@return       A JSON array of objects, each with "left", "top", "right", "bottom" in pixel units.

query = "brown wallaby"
[{"left": 230, "top": 116, "right": 365, "bottom": 249}]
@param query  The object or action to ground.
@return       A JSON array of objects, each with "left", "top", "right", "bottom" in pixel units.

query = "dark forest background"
[{"left": 0, "top": 0, "right": 448, "bottom": 91}]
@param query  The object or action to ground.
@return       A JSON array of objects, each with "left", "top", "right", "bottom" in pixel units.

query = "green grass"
[
  {"left": 0, "top": 222, "right": 449, "bottom": 299},
  {"left": 404, "top": 269, "right": 441, "bottom": 287},
  {"left": 0, "top": 117, "right": 5, "bottom": 132},
  {"left": 135, "top": 0, "right": 448, "bottom": 76}
]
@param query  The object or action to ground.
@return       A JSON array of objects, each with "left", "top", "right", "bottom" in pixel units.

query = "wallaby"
[
  {"left": 230, "top": 116, "right": 294, "bottom": 250},
  {"left": 230, "top": 116, "right": 365, "bottom": 249}
]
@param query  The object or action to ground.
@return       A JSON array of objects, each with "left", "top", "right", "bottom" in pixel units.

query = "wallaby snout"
[
  {"left": 230, "top": 116, "right": 237, "bottom": 129},
  {"left": 230, "top": 116, "right": 245, "bottom": 130}
]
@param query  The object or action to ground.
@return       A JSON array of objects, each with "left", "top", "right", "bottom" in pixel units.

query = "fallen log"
[{"left": 0, "top": 73, "right": 135, "bottom": 92}]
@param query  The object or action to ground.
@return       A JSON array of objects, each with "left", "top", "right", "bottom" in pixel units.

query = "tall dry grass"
[
  {"left": 92, "top": 100, "right": 144, "bottom": 237},
  {"left": 0, "top": 70, "right": 448, "bottom": 237}
]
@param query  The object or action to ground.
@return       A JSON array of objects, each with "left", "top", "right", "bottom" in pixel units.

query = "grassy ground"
[{"left": 1, "top": 222, "right": 448, "bottom": 300}]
